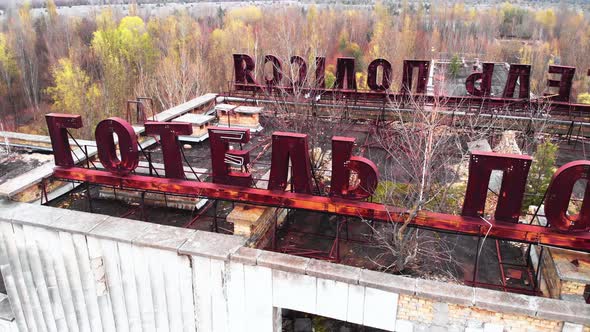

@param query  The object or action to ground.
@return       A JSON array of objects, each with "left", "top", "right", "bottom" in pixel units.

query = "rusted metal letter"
[
  {"left": 94, "top": 117, "right": 138, "bottom": 175},
  {"left": 462, "top": 152, "right": 532, "bottom": 223},
  {"left": 502, "top": 64, "right": 531, "bottom": 99},
  {"left": 233, "top": 53, "right": 258, "bottom": 84},
  {"left": 315, "top": 57, "right": 326, "bottom": 88},
  {"left": 144, "top": 122, "right": 192, "bottom": 179},
  {"left": 45, "top": 113, "right": 83, "bottom": 167},
  {"left": 264, "top": 54, "right": 282, "bottom": 86},
  {"left": 330, "top": 137, "right": 379, "bottom": 199},
  {"left": 290, "top": 55, "right": 307, "bottom": 88},
  {"left": 545, "top": 65, "right": 575, "bottom": 102},
  {"left": 209, "top": 127, "right": 253, "bottom": 187},
  {"left": 545, "top": 161, "right": 590, "bottom": 232},
  {"left": 465, "top": 63, "right": 494, "bottom": 97},
  {"left": 400, "top": 60, "right": 430, "bottom": 94},
  {"left": 334, "top": 57, "right": 357, "bottom": 90},
  {"left": 367, "top": 59, "right": 392, "bottom": 92},
  {"left": 268, "top": 132, "right": 313, "bottom": 194}
]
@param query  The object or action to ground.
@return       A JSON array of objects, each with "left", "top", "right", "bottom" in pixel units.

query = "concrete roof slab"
[
  {"left": 306, "top": 259, "right": 361, "bottom": 285},
  {"left": 179, "top": 230, "right": 246, "bottom": 261},
  {"left": 230, "top": 246, "right": 264, "bottom": 266},
  {"left": 89, "top": 216, "right": 149, "bottom": 244},
  {"left": 359, "top": 269, "right": 416, "bottom": 295},
  {"left": 257, "top": 250, "right": 310, "bottom": 274},
  {"left": 536, "top": 297, "right": 590, "bottom": 325},
  {"left": 133, "top": 223, "right": 196, "bottom": 251},
  {"left": 416, "top": 279, "right": 474, "bottom": 306},
  {"left": 474, "top": 287, "right": 537, "bottom": 317}
]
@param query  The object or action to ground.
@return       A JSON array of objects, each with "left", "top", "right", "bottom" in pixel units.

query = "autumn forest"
[{"left": 0, "top": 1, "right": 589, "bottom": 137}]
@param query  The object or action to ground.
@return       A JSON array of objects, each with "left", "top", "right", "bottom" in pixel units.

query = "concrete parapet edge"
[
  {"left": 178, "top": 230, "right": 246, "bottom": 261},
  {"left": 306, "top": 259, "right": 361, "bottom": 285},
  {"left": 359, "top": 268, "right": 416, "bottom": 295},
  {"left": 3, "top": 200, "right": 590, "bottom": 325},
  {"left": 257, "top": 250, "right": 310, "bottom": 274},
  {"left": 416, "top": 278, "right": 475, "bottom": 306}
]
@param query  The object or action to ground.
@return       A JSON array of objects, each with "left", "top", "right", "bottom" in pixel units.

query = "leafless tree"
[{"left": 363, "top": 95, "right": 552, "bottom": 277}]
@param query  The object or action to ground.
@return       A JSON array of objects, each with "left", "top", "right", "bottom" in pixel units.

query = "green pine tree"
[{"left": 523, "top": 139, "right": 558, "bottom": 212}]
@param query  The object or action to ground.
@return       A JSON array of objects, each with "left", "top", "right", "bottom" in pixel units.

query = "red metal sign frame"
[{"left": 52, "top": 166, "right": 590, "bottom": 251}]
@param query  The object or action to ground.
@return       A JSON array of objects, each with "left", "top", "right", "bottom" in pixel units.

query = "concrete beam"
[
  {"left": 359, "top": 269, "right": 416, "bottom": 295},
  {"left": 178, "top": 230, "right": 246, "bottom": 261}
]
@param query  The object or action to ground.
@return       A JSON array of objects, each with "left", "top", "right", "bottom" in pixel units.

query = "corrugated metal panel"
[{"left": 0, "top": 220, "right": 195, "bottom": 332}]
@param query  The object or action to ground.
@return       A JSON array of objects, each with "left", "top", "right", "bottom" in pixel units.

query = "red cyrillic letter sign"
[
  {"left": 290, "top": 55, "right": 307, "bottom": 88},
  {"left": 462, "top": 151, "right": 532, "bottom": 223},
  {"left": 545, "top": 65, "right": 575, "bottom": 102},
  {"left": 144, "top": 122, "right": 192, "bottom": 179},
  {"left": 330, "top": 137, "right": 378, "bottom": 199},
  {"left": 268, "top": 132, "right": 313, "bottom": 194},
  {"left": 466, "top": 63, "right": 494, "bottom": 97},
  {"left": 209, "top": 127, "right": 252, "bottom": 187},
  {"left": 367, "top": 59, "right": 392, "bottom": 92},
  {"left": 95, "top": 117, "right": 138, "bottom": 175},
  {"left": 502, "top": 64, "right": 531, "bottom": 99},
  {"left": 545, "top": 161, "right": 590, "bottom": 232},
  {"left": 264, "top": 54, "right": 282, "bottom": 86},
  {"left": 45, "top": 113, "right": 83, "bottom": 167},
  {"left": 400, "top": 60, "right": 430, "bottom": 94},
  {"left": 233, "top": 53, "right": 258, "bottom": 85},
  {"left": 334, "top": 57, "right": 357, "bottom": 90}
]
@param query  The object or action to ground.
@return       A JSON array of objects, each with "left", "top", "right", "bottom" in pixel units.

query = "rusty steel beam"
[
  {"left": 233, "top": 84, "right": 590, "bottom": 116},
  {"left": 53, "top": 166, "right": 590, "bottom": 252}
]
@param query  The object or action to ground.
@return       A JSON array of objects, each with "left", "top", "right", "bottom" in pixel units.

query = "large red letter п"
[{"left": 462, "top": 152, "right": 532, "bottom": 223}]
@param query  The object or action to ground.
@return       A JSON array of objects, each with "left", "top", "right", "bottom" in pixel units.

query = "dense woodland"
[{"left": 0, "top": 1, "right": 590, "bottom": 137}]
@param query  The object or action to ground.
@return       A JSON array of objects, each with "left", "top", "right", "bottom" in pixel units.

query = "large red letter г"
[
  {"left": 209, "top": 127, "right": 252, "bottom": 187},
  {"left": 462, "top": 152, "right": 531, "bottom": 223},
  {"left": 145, "top": 122, "right": 193, "bottom": 179},
  {"left": 95, "top": 117, "right": 138, "bottom": 175},
  {"left": 45, "top": 113, "right": 83, "bottom": 167},
  {"left": 330, "top": 137, "right": 378, "bottom": 200},
  {"left": 268, "top": 132, "right": 313, "bottom": 194},
  {"left": 545, "top": 161, "right": 590, "bottom": 232}
]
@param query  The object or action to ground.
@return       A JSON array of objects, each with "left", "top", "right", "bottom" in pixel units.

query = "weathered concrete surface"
[
  {"left": 258, "top": 250, "right": 310, "bottom": 274},
  {"left": 416, "top": 279, "right": 474, "bottom": 306},
  {"left": 179, "top": 230, "right": 246, "bottom": 260},
  {"left": 0, "top": 200, "right": 589, "bottom": 331},
  {"left": 359, "top": 268, "right": 416, "bottom": 295},
  {"left": 306, "top": 258, "right": 361, "bottom": 284},
  {"left": 474, "top": 287, "right": 538, "bottom": 316}
]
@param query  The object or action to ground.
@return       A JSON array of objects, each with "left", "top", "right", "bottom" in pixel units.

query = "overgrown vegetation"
[{"left": 522, "top": 138, "right": 558, "bottom": 212}]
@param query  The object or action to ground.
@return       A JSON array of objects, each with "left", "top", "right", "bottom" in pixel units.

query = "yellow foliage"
[
  {"left": 46, "top": 58, "right": 101, "bottom": 116},
  {"left": 226, "top": 6, "right": 262, "bottom": 24},
  {"left": 535, "top": 9, "right": 556, "bottom": 30},
  {"left": 0, "top": 33, "right": 17, "bottom": 77},
  {"left": 92, "top": 14, "right": 157, "bottom": 71},
  {"left": 46, "top": 0, "right": 58, "bottom": 21},
  {"left": 578, "top": 93, "right": 590, "bottom": 104}
]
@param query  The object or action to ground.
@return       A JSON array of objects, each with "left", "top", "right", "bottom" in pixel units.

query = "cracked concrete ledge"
[{"left": 2, "top": 200, "right": 589, "bottom": 325}]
